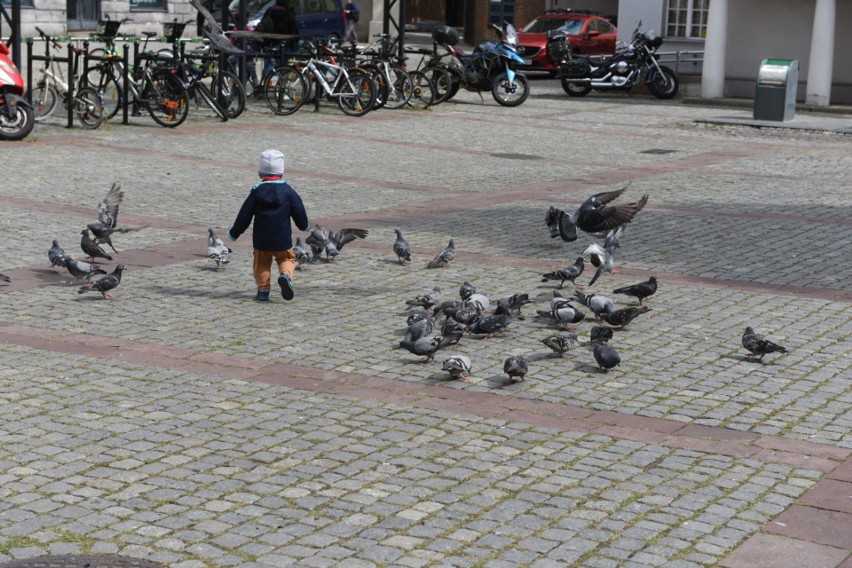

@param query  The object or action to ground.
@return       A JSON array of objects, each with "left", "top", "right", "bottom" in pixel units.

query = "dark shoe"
[
  {"left": 278, "top": 274, "right": 294, "bottom": 300},
  {"left": 255, "top": 289, "right": 270, "bottom": 302}
]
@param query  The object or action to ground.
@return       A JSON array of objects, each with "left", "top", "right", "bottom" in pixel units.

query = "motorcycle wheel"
[
  {"left": 0, "top": 102, "right": 35, "bottom": 141},
  {"left": 561, "top": 78, "right": 591, "bottom": 97},
  {"left": 648, "top": 66, "right": 679, "bottom": 100},
  {"left": 491, "top": 72, "right": 529, "bottom": 107}
]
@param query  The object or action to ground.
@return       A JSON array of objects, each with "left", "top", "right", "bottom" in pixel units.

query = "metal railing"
[{"left": 657, "top": 49, "right": 704, "bottom": 75}]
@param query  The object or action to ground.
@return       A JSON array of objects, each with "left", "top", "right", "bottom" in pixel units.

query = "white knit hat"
[{"left": 258, "top": 149, "right": 285, "bottom": 176}]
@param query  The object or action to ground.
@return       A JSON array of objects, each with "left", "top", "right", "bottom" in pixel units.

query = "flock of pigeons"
[{"left": 2, "top": 182, "right": 790, "bottom": 369}]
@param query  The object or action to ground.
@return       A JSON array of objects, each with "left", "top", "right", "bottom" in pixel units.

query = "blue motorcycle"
[{"left": 435, "top": 23, "right": 530, "bottom": 107}]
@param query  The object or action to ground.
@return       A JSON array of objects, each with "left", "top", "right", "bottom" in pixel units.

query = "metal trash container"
[{"left": 754, "top": 59, "right": 798, "bottom": 121}]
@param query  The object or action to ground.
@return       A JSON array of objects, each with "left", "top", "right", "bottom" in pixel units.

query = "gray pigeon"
[
  {"left": 590, "top": 325, "right": 614, "bottom": 344},
  {"left": 399, "top": 333, "right": 458, "bottom": 364},
  {"left": 86, "top": 182, "right": 148, "bottom": 253},
  {"left": 464, "top": 292, "right": 490, "bottom": 314},
  {"left": 537, "top": 301, "right": 585, "bottom": 332},
  {"left": 541, "top": 332, "right": 578, "bottom": 358},
  {"left": 62, "top": 256, "right": 107, "bottom": 282},
  {"left": 494, "top": 293, "right": 531, "bottom": 319},
  {"left": 459, "top": 280, "right": 476, "bottom": 301},
  {"left": 613, "top": 276, "right": 658, "bottom": 305},
  {"left": 293, "top": 237, "right": 313, "bottom": 269},
  {"left": 442, "top": 355, "right": 472, "bottom": 380},
  {"left": 573, "top": 290, "right": 615, "bottom": 318},
  {"left": 48, "top": 239, "right": 67, "bottom": 268},
  {"left": 450, "top": 305, "right": 479, "bottom": 327},
  {"left": 542, "top": 257, "right": 585, "bottom": 288},
  {"left": 404, "top": 312, "right": 435, "bottom": 343},
  {"left": 546, "top": 183, "right": 647, "bottom": 242},
  {"left": 592, "top": 341, "right": 621, "bottom": 372},
  {"left": 80, "top": 228, "right": 112, "bottom": 263},
  {"left": 598, "top": 306, "right": 651, "bottom": 330},
  {"left": 585, "top": 228, "right": 621, "bottom": 286},
  {"left": 329, "top": 227, "right": 368, "bottom": 257},
  {"left": 405, "top": 286, "right": 442, "bottom": 312},
  {"left": 742, "top": 326, "right": 788, "bottom": 363},
  {"left": 426, "top": 239, "right": 455, "bottom": 269},
  {"left": 467, "top": 314, "right": 512, "bottom": 338},
  {"left": 206, "top": 228, "right": 232, "bottom": 269},
  {"left": 78, "top": 264, "right": 125, "bottom": 299},
  {"left": 393, "top": 229, "right": 411, "bottom": 264},
  {"left": 503, "top": 355, "right": 529, "bottom": 383},
  {"left": 305, "top": 225, "right": 367, "bottom": 261}
]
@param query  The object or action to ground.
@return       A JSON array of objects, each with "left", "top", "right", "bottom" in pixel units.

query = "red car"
[{"left": 516, "top": 10, "right": 618, "bottom": 73}]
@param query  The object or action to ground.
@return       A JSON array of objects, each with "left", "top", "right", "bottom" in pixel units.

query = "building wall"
[{"left": 465, "top": 0, "right": 544, "bottom": 46}]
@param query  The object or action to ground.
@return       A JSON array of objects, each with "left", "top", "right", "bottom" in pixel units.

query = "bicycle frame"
[{"left": 304, "top": 57, "right": 350, "bottom": 98}]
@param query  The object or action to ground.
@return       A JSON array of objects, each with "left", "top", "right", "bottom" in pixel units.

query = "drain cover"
[
  {"left": 489, "top": 152, "right": 542, "bottom": 160},
  {"left": 0, "top": 556, "right": 166, "bottom": 568},
  {"left": 640, "top": 148, "right": 678, "bottom": 154}
]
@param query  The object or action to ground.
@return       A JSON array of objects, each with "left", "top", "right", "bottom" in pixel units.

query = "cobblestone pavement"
[{"left": 1, "top": 79, "right": 850, "bottom": 567}]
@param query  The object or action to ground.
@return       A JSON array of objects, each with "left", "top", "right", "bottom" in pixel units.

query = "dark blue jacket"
[{"left": 228, "top": 179, "right": 309, "bottom": 250}]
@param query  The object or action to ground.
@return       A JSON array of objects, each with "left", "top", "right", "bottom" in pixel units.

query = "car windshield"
[{"left": 522, "top": 17, "right": 584, "bottom": 35}]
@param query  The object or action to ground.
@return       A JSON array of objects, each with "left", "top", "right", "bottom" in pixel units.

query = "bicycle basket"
[
  {"left": 163, "top": 21, "right": 188, "bottom": 43},
  {"left": 96, "top": 20, "right": 123, "bottom": 39}
]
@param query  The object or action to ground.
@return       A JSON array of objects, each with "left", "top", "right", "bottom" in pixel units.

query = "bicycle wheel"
[
  {"left": 407, "top": 70, "right": 434, "bottom": 110},
  {"left": 210, "top": 70, "right": 246, "bottom": 119},
  {"left": 32, "top": 81, "right": 59, "bottom": 120},
  {"left": 361, "top": 63, "right": 388, "bottom": 109},
  {"left": 263, "top": 66, "right": 306, "bottom": 116},
  {"left": 143, "top": 71, "right": 189, "bottom": 128},
  {"left": 73, "top": 86, "right": 104, "bottom": 129},
  {"left": 85, "top": 65, "right": 123, "bottom": 119},
  {"left": 424, "top": 66, "right": 452, "bottom": 104},
  {"left": 336, "top": 70, "right": 377, "bottom": 117},
  {"left": 383, "top": 66, "right": 414, "bottom": 110},
  {"left": 193, "top": 81, "right": 229, "bottom": 121}
]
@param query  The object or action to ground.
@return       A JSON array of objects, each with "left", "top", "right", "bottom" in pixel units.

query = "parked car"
[
  {"left": 516, "top": 10, "right": 617, "bottom": 73},
  {"left": 214, "top": 0, "right": 345, "bottom": 39}
]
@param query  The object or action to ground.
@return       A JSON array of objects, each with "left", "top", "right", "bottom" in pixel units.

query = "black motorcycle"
[
  {"left": 547, "top": 22, "right": 678, "bottom": 99},
  {"left": 433, "top": 23, "right": 530, "bottom": 107}
]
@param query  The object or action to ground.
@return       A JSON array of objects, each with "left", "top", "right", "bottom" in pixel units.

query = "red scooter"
[{"left": 0, "top": 40, "right": 35, "bottom": 141}]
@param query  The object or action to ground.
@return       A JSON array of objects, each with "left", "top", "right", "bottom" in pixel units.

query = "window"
[
  {"left": 488, "top": 0, "right": 514, "bottom": 27},
  {"left": 130, "top": 0, "right": 167, "bottom": 9},
  {"left": 1, "top": 0, "right": 34, "bottom": 6},
  {"left": 666, "top": 0, "right": 708, "bottom": 38}
]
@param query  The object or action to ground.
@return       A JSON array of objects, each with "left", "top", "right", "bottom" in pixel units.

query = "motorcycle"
[
  {"left": 0, "top": 39, "right": 35, "bottom": 141},
  {"left": 434, "top": 23, "right": 530, "bottom": 107},
  {"left": 548, "top": 22, "right": 678, "bottom": 100}
]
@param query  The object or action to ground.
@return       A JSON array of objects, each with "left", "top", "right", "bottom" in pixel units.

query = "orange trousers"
[{"left": 253, "top": 248, "right": 296, "bottom": 291}]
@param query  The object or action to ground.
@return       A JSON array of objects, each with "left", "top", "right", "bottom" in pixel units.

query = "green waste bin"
[{"left": 754, "top": 59, "right": 798, "bottom": 121}]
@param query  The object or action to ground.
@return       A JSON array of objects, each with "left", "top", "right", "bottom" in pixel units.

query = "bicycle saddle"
[{"left": 142, "top": 31, "right": 157, "bottom": 38}]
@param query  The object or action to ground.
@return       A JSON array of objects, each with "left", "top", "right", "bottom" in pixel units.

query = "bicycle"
[
  {"left": 85, "top": 27, "right": 190, "bottom": 128},
  {"left": 263, "top": 39, "right": 377, "bottom": 117},
  {"left": 31, "top": 27, "right": 104, "bottom": 129},
  {"left": 176, "top": 37, "right": 247, "bottom": 119},
  {"left": 359, "top": 34, "right": 414, "bottom": 110}
]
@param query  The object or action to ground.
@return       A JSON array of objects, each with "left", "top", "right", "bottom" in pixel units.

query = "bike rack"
[{"left": 26, "top": 38, "right": 78, "bottom": 129}]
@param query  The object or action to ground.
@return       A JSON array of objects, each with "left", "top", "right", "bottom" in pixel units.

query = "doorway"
[{"left": 67, "top": 0, "right": 99, "bottom": 31}]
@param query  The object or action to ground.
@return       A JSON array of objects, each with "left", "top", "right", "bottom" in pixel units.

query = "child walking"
[{"left": 228, "top": 149, "right": 309, "bottom": 301}]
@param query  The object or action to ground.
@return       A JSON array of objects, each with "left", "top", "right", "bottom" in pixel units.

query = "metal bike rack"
[{"left": 26, "top": 38, "right": 78, "bottom": 128}]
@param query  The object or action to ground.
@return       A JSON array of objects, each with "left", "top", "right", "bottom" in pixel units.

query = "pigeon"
[
  {"left": 86, "top": 182, "right": 147, "bottom": 253},
  {"left": 613, "top": 277, "right": 658, "bottom": 305},
  {"left": 80, "top": 229, "right": 113, "bottom": 263},
  {"left": 585, "top": 228, "right": 621, "bottom": 286},
  {"left": 62, "top": 256, "right": 107, "bottom": 282},
  {"left": 459, "top": 280, "right": 476, "bottom": 301},
  {"left": 464, "top": 292, "right": 490, "bottom": 314},
  {"left": 442, "top": 355, "right": 472, "bottom": 380},
  {"left": 540, "top": 301, "right": 585, "bottom": 332},
  {"left": 741, "top": 326, "right": 788, "bottom": 363},
  {"left": 541, "top": 257, "right": 585, "bottom": 288},
  {"left": 440, "top": 320, "right": 465, "bottom": 343},
  {"left": 592, "top": 341, "right": 621, "bottom": 372},
  {"left": 450, "top": 305, "right": 480, "bottom": 327},
  {"left": 590, "top": 325, "right": 614, "bottom": 344},
  {"left": 393, "top": 229, "right": 412, "bottom": 264},
  {"left": 426, "top": 238, "right": 455, "bottom": 269},
  {"left": 406, "top": 309, "right": 431, "bottom": 327},
  {"left": 77, "top": 264, "right": 125, "bottom": 299},
  {"left": 48, "top": 239, "right": 67, "bottom": 268},
  {"left": 541, "top": 332, "right": 579, "bottom": 358},
  {"left": 400, "top": 332, "right": 460, "bottom": 364},
  {"left": 503, "top": 355, "right": 529, "bottom": 384},
  {"left": 405, "top": 286, "right": 442, "bottom": 312},
  {"left": 206, "top": 228, "right": 232, "bottom": 269},
  {"left": 404, "top": 312, "right": 435, "bottom": 343},
  {"left": 293, "top": 237, "right": 313, "bottom": 269},
  {"left": 574, "top": 290, "right": 615, "bottom": 318},
  {"left": 494, "top": 293, "right": 531, "bottom": 319},
  {"left": 0, "top": 273, "right": 9, "bottom": 283},
  {"left": 546, "top": 184, "right": 648, "bottom": 242},
  {"left": 305, "top": 224, "right": 367, "bottom": 260},
  {"left": 467, "top": 314, "right": 512, "bottom": 338},
  {"left": 431, "top": 299, "right": 463, "bottom": 323},
  {"left": 598, "top": 306, "right": 651, "bottom": 330}
]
